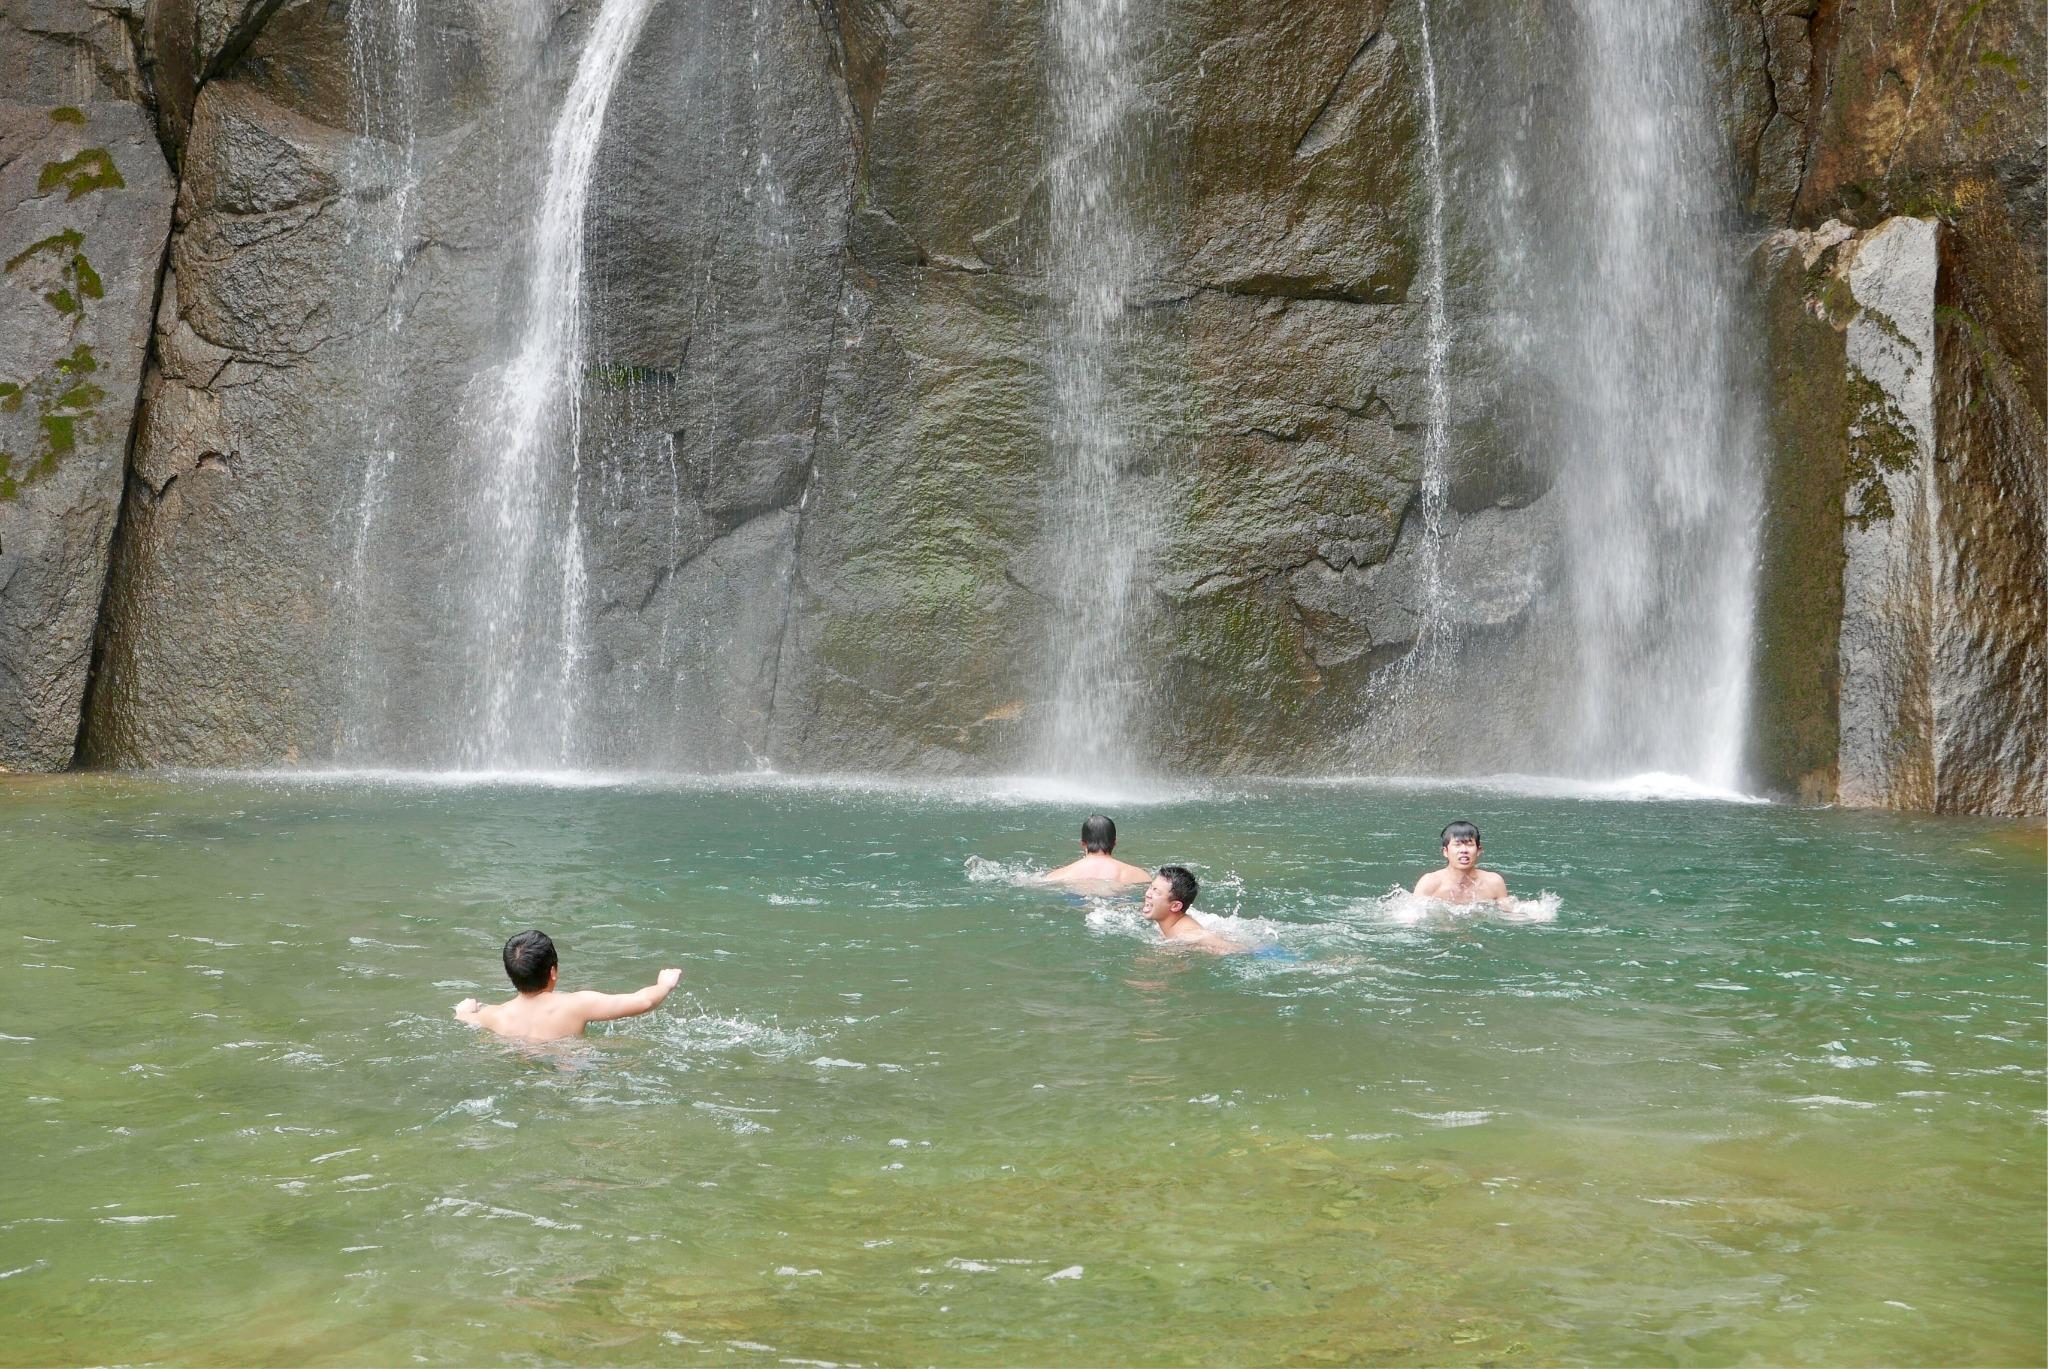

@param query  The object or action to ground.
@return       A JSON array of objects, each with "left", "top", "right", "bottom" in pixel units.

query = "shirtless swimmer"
[
  {"left": 1141, "top": 866, "right": 1249, "bottom": 955},
  {"left": 1040, "top": 814, "right": 1150, "bottom": 887},
  {"left": 455, "top": 930, "right": 680, "bottom": 1043},
  {"left": 1413, "top": 820, "right": 1513, "bottom": 908}
]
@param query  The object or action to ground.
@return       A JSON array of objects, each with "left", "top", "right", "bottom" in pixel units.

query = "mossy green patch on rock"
[
  {"left": 0, "top": 353, "right": 110, "bottom": 502},
  {"left": 37, "top": 413, "right": 75, "bottom": 458},
  {"left": 1976, "top": 49, "right": 2024, "bottom": 81},
  {"left": 7, "top": 232, "right": 102, "bottom": 322},
  {"left": 1805, "top": 269, "right": 1862, "bottom": 327},
  {"left": 54, "top": 344, "right": 98, "bottom": 376},
  {"left": 49, "top": 106, "right": 86, "bottom": 125},
  {"left": 1749, "top": 244, "right": 1851, "bottom": 801},
  {"left": 37, "top": 147, "right": 125, "bottom": 201},
  {"left": 1843, "top": 365, "right": 1921, "bottom": 527},
  {"left": 6, "top": 228, "right": 84, "bottom": 273}
]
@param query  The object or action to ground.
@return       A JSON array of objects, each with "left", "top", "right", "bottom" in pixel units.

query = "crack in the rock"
[{"left": 1294, "top": 27, "right": 1385, "bottom": 159}]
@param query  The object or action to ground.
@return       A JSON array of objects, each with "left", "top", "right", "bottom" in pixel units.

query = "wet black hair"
[
  {"left": 1158, "top": 865, "right": 1199, "bottom": 911},
  {"left": 1081, "top": 814, "right": 1117, "bottom": 853},
  {"left": 1440, "top": 820, "right": 1481, "bottom": 848},
  {"left": 503, "top": 929, "right": 558, "bottom": 993}
]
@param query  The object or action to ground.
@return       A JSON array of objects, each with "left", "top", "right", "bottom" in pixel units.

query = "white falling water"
[
  {"left": 1545, "top": 0, "right": 1759, "bottom": 787},
  {"left": 462, "top": 0, "right": 656, "bottom": 768},
  {"left": 1040, "top": 0, "right": 1150, "bottom": 777},
  {"left": 1394, "top": 0, "right": 1455, "bottom": 683},
  {"left": 336, "top": 0, "right": 420, "bottom": 757}
]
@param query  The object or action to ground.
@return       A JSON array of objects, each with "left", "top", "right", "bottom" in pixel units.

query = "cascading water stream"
[
  {"left": 337, "top": 0, "right": 421, "bottom": 755},
  {"left": 1040, "top": 0, "right": 1151, "bottom": 778},
  {"left": 1387, "top": 0, "right": 1455, "bottom": 691},
  {"left": 1544, "top": 0, "right": 1759, "bottom": 787},
  {"left": 462, "top": 0, "right": 656, "bottom": 768},
  {"left": 1409, "top": 0, "right": 1454, "bottom": 671}
]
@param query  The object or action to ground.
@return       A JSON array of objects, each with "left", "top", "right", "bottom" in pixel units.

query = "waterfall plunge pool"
[{"left": 3, "top": 773, "right": 2041, "bottom": 1363}]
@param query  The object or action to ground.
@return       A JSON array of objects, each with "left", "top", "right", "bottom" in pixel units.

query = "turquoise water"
[{"left": 2, "top": 772, "right": 2042, "bottom": 1364}]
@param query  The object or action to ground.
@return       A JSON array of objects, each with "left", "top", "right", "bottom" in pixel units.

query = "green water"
[{"left": 2, "top": 773, "right": 2042, "bottom": 1365}]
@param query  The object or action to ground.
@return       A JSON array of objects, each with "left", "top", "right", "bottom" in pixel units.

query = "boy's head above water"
[
  {"left": 1081, "top": 814, "right": 1117, "bottom": 853},
  {"left": 503, "top": 929, "right": 558, "bottom": 994},
  {"left": 1146, "top": 864, "right": 1199, "bottom": 918},
  {"left": 1440, "top": 820, "right": 1482, "bottom": 866}
]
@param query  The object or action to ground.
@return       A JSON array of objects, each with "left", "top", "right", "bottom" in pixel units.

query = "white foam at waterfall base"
[
  {"left": 183, "top": 767, "right": 1759, "bottom": 812},
  {"left": 208, "top": 767, "right": 1212, "bottom": 807},
  {"left": 1283, "top": 771, "right": 1767, "bottom": 805}
]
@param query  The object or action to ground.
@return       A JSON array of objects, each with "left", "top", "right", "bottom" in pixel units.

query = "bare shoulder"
[
  {"left": 1478, "top": 869, "right": 1510, "bottom": 896},
  {"left": 1414, "top": 870, "right": 1445, "bottom": 896},
  {"left": 1117, "top": 861, "right": 1151, "bottom": 884}
]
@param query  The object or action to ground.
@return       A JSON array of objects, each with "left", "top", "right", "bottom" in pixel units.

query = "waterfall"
[
  {"left": 1040, "top": 0, "right": 1151, "bottom": 777},
  {"left": 1355, "top": 0, "right": 1459, "bottom": 771},
  {"left": 461, "top": 0, "right": 656, "bottom": 768},
  {"left": 1391, "top": 0, "right": 1456, "bottom": 687},
  {"left": 1544, "top": 0, "right": 1759, "bottom": 787},
  {"left": 1416, "top": 0, "right": 1763, "bottom": 786},
  {"left": 1411, "top": 0, "right": 1454, "bottom": 672},
  {"left": 335, "top": 0, "right": 421, "bottom": 756}
]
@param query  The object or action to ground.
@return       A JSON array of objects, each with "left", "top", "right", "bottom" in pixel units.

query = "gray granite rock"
[
  {"left": 50, "top": 0, "right": 2040, "bottom": 815},
  {"left": 0, "top": 99, "right": 171, "bottom": 770},
  {"left": 1750, "top": 216, "right": 2045, "bottom": 815}
]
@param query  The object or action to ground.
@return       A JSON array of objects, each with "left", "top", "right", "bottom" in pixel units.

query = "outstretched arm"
[
  {"left": 454, "top": 997, "right": 484, "bottom": 1025},
  {"left": 570, "top": 968, "right": 682, "bottom": 1025},
  {"left": 1193, "top": 929, "right": 1250, "bottom": 956}
]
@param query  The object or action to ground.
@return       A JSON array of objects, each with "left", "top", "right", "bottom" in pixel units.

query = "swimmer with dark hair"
[
  {"left": 454, "top": 930, "right": 681, "bottom": 1042},
  {"left": 1141, "top": 866, "right": 1249, "bottom": 955},
  {"left": 1039, "top": 813, "right": 1150, "bottom": 886},
  {"left": 1413, "top": 820, "right": 1513, "bottom": 907}
]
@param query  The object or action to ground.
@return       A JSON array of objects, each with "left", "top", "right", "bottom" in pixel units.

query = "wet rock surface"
[
  {"left": 0, "top": 0, "right": 2032, "bottom": 812},
  {"left": 1750, "top": 216, "right": 2045, "bottom": 813},
  {"left": 0, "top": 99, "right": 171, "bottom": 771},
  {"left": 1731, "top": 0, "right": 2044, "bottom": 814}
]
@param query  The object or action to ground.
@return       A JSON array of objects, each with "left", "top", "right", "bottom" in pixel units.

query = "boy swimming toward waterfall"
[
  {"left": 1142, "top": 866, "right": 1250, "bottom": 955},
  {"left": 454, "top": 930, "right": 681, "bottom": 1043},
  {"left": 1413, "top": 820, "right": 1513, "bottom": 907},
  {"left": 1039, "top": 814, "right": 1151, "bottom": 887}
]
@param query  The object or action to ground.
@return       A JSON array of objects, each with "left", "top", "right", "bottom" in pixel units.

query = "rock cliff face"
[
  {"left": 1734, "top": 0, "right": 2045, "bottom": 813},
  {"left": 0, "top": 98, "right": 172, "bottom": 770},
  {"left": 0, "top": 0, "right": 2037, "bottom": 812}
]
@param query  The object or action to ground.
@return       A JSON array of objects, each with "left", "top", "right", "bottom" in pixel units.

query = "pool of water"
[{"left": 3, "top": 772, "right": 2041, "bottom": 1364}]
